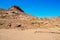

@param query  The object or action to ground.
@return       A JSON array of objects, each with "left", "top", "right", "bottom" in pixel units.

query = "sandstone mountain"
[{"left": 0, "top": 6, "right": 60, "bottom": 29}]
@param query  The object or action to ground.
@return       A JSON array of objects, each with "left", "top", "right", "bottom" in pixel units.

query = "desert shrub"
[
  {"left": 0, "top": 23, "right": 4, "bottom": 25},
  {"left": 55, "top": 25, "right": 60, "bottom": 27},
  {"left": 12, "top": 12, "right": 15, "bottom": 13},
  {"left": 31, "top": 22, "right": 35, "bottom": 24},
  {"left": 5, "top": 13, "right": 8, "bottom": 14},
  {"left": 8, "top": 23, "right": 11, "bottom": 27},
  {"left": 16, "top": 25, "right": 21, "bottom": 27}
]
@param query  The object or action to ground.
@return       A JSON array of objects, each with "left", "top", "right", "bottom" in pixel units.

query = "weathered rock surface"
[{"left": 0, "top": 6, "right": 60, "bottom": 29}]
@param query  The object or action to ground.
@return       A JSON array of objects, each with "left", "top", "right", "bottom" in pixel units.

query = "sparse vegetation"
[
  {"left": 16, "top": 25, "right": 21, "bottom": 27},
  {"left": 0, "top": 6, "right": 60, "bottom": 29}
]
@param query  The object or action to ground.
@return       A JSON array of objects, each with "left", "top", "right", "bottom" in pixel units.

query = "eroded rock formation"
[{"left": 0, "top": 6, "right": 60, "bottom": 29}]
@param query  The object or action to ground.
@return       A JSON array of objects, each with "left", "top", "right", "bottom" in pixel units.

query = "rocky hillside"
[{"left": 0, "top": 6, "right": 60, "bottom": 29}]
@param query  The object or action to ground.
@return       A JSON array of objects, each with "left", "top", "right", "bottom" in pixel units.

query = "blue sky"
[{"left": 0, "top": 0, "right": 60, "bottom": 18}]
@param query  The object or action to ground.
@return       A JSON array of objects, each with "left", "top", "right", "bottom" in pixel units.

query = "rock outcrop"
[{"left": 0, "top": 6, "right": 60, "bottom": 29}]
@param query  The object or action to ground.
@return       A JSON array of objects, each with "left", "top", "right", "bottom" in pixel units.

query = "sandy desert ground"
[{"left": 0, "top": 28, "right": 60, "bottom": 40}]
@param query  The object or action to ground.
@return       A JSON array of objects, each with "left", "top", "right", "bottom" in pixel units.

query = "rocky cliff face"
[{"left": 0, "top": 6, "right": 60, "bottom": 29}]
